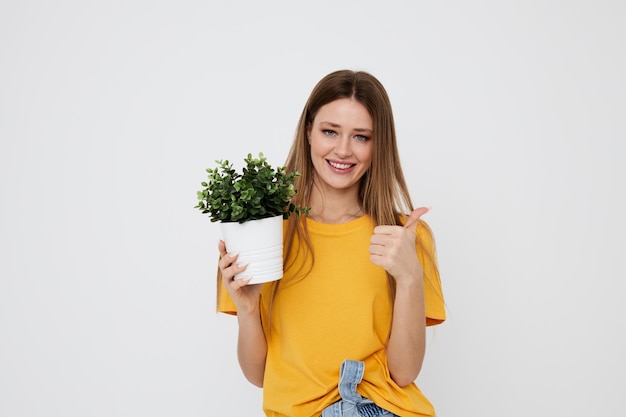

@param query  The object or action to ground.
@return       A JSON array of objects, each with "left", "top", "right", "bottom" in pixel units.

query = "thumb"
[{"left": 403, "top": 206, "right": 431, "bottom": 230}]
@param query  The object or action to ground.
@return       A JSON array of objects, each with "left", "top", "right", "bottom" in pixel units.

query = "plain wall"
[{"left": 1, "top": 1, "right": 624, "bottom": 416}]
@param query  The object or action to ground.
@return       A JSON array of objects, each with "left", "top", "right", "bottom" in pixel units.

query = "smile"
[{"left": 327, "top": 160, "right": 355, "bottom": 170}]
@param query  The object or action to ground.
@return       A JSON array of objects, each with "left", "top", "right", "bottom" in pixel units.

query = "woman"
[{"left": 217, "top": 70, "right": 446, "bottom": 417}]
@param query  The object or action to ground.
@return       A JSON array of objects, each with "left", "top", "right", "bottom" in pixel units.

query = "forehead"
[{"left": 313, "top": 98, "right": 372, "bottom": 128}]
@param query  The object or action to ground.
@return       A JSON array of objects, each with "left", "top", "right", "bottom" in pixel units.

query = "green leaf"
[{"left": 194, "top": 152, "right": 309, "bottom": 221}]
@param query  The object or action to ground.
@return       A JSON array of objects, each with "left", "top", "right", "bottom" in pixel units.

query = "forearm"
[
  {"left": 387, "top": 277, "right": 426, "bottom": 387},
  {"left": 236, "top": 307, "right": 267, "bottom": 387}
]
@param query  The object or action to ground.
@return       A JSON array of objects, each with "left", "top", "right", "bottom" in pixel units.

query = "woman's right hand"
[{"left": 218, "top": 240, "right": 264, "bottom": 314}]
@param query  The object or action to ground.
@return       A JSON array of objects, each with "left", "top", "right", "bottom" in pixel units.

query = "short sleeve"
[
  {"left": 415, "top": 220, "right": 446, "bottom": 326},
  {"left": 216, "top": 269, "right": 237, "bottom": 315}
]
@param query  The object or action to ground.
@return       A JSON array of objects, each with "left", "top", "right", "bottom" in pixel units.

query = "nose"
[{"left": 334, "top": 135, "right": 353, "bottom": 158}]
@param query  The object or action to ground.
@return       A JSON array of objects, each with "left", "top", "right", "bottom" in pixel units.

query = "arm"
[
  {"left": 369, "top": 208, "right": 429, "bottom": 387},
  {"left": 235, "top": 299, "right": 267, "bottom": 387},
  {"left": 218, "top": 240, "right": 267, "bottom": 387},
  {"left": 386, "top": 269, "right": 426, "bottom": 387}
]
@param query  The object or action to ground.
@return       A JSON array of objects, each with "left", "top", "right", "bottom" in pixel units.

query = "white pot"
[{"left": 219, "top": 215, "right": 283, "bottom": 284}]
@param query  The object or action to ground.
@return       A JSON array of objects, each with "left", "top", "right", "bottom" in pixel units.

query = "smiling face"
[{"left": 307, "top": 97, "right": 374, "bottom": 196}]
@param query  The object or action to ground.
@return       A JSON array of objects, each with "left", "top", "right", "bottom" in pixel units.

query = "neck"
[{"left": 308, "top": 186, "right": 363, "bottom": 224}]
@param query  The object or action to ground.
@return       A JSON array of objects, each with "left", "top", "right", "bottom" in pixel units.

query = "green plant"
[{"left": 195, "top": 152, "right": 309, "bottom": 223}]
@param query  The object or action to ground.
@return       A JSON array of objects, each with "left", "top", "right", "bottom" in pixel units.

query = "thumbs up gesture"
[{"left": 368, "top": 207, "right": 430, "bottom": 283}]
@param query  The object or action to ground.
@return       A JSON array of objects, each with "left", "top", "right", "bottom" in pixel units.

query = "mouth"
[{"left": 327, "top": 160, "right": 356, "bottom": 171}]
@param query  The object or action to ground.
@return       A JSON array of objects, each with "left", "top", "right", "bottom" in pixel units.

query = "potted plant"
[{"left": 195, "top": 152, "right": 308, "bottom": 284}]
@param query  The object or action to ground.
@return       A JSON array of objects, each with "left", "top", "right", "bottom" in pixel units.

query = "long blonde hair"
[{"left": 281, "top": 69, "right": 418, "bottom": 298}]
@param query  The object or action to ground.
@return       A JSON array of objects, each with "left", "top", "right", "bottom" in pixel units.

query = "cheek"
[
  {"left": 309, "top": 135, "right": 329, "bottom": 155},
  {"left": 359, "top": 143, "right": 374, "bottom": 165},
  {"left": 308, "top": 139, "right": 324, "bottom": 163}
]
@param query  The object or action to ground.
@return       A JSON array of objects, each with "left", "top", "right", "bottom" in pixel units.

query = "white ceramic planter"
[{"left": 219, "top": 215, "right": 284, "bottom": 284}]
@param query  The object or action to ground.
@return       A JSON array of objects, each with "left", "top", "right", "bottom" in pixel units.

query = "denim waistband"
[{"left": 320, "top": 360, "right": 395, "bottom": 417}]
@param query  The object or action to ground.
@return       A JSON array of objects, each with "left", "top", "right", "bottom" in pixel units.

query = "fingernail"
[
  {"left": 228, "top": 252, "right": 239, "bottom": 258},
  {"left": 237, "top": 262, "right": 248, "bottom": 268}
]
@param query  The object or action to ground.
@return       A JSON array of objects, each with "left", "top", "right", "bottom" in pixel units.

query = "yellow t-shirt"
[{"left": 217, "top": 215, "right": 446, "bottom": 417}]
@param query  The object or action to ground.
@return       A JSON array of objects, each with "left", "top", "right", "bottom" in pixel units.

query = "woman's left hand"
[{"left": 368, "top": 207, "right": 429, "bottom": 283}]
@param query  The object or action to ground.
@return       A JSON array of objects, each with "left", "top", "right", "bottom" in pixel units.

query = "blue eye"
[
  {"left": 355, "top": 135, "right": 369, "bottom": 141},
  {"left": 323, "top": 130, "right": 337, "bottom": 136}
]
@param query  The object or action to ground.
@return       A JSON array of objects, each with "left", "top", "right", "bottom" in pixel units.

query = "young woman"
[{"left": 217, "top": 70, "right": 446, "bottom": 417}]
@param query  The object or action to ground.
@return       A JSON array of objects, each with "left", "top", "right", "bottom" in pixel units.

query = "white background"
[{"left": 1, "top": 1, "right": 625, "bottom": 416}]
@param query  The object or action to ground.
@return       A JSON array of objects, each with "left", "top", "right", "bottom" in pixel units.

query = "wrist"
[
  {"left": 394, "top": 273, "right": 424, "bottom": 291},
  {"left": 237, "top": 303, "right": 261, "bottom": 318}
]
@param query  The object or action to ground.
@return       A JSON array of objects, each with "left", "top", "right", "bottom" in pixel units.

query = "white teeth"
[{"left": 329, "top": 161, "right": 353, "bottom": 169}]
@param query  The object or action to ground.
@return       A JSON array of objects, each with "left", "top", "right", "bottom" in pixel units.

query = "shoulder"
[
  {"left": 397, "top": 214, "right": 437, "bottom": 254},
  {"left": 416, "top": 219, "right": 435, "bottom": 244}
]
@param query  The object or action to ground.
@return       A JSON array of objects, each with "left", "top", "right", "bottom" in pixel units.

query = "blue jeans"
[{"left": 320, "top": 360, "right": 398, "bottom": 417}]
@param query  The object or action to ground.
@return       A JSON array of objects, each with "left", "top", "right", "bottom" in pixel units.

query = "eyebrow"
[{"left": 319, "top": 121, "right": 373, "bottom": 133}]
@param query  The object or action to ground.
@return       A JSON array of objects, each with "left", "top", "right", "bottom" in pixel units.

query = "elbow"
[
  {"left": 391, "top": 374, "right": 418, "bottom": 388},
  {"left": 247, "top": 376, "right": 264, "bottom": 388},
  {"left": 390, "top": 365, "right": 422, "bottom": 388},
  {"left": 242, "top": 368, "right": 264, "bottom": 388},
  {"left": 241, "top": 362, "right": 266, "bottom": 388}
]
